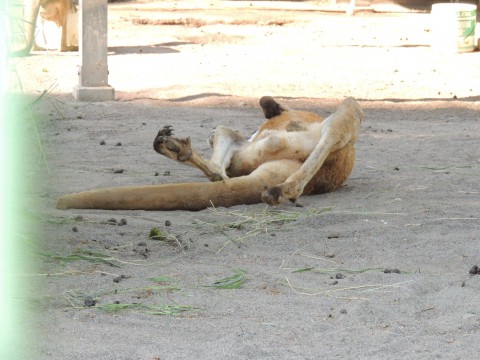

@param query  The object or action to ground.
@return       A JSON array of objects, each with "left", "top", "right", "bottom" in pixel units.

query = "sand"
[{"left": 8, "top": 1, "right": 480, "bottom": 359}]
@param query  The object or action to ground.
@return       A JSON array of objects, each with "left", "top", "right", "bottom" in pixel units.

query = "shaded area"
[
  {"left": 357, "top": 95, "right": 480, "bottom": 103},
  {"left": 109, "top": 45, "right": 179, "bottom": 55},
  {"left": 109, "top": 42, "right": 197, "bottom": 55},
  {"left": 169, "top": 93, "right": 231, "bottom": 102}
]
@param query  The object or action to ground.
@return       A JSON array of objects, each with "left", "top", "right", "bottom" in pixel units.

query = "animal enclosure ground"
[{"left": 9, "top": 1, "right": 480, "bottom": 359}]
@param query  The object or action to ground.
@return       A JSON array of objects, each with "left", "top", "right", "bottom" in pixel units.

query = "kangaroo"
[{"left": 56, "top": 96, "right": 363, "bottom": 211}]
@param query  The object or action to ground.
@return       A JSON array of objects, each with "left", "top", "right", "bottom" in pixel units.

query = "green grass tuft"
[{"left": 204, "top": 269, "right": 246, "bottom": 289}]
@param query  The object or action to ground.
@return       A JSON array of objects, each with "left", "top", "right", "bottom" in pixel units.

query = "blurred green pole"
[{"left": 1, "top": 2, "right": 26, "bottom": 358}]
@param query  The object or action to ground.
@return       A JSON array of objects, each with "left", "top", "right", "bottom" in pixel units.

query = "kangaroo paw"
[
  {"left": 262, "top": 186, "right": 284, "bottom": 205},
  {"left": 262, "top": 182, "right": 302, "bottom": 206},
  {"left": 153, "top": 126, "right": 192, "bottom": 161}
]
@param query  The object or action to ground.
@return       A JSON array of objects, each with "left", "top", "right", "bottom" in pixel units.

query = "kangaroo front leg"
[
  {"left": 208, "top": 125, "right": 249, "bottom": 179},
  {"left": 262, "top": 97, "right": 363, "bottom": 205}
]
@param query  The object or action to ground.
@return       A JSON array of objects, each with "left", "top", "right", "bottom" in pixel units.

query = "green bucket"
[{"left": 431, "top": 3, "right": 477, "bottom": 53}]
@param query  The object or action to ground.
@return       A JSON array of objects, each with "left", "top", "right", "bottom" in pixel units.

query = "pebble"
[
  {"left": 165, "top": 220, "right": 172, "bottom": 227},
  {"left": 384, "top": 268, "right": 401, "bottom": 274},
  {"left": 84, "top": 297, "right": 96, "bottom": 307},
  {"left": 113, "top": 276, "right": 122, "bottom": 283},
  {"left": 469, "top": 265, "right": 479, "bottom": 275}
]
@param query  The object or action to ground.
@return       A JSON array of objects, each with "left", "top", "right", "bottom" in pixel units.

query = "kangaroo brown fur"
[{"left": 56, "top": 97, "right": 363, "bottom": 211}]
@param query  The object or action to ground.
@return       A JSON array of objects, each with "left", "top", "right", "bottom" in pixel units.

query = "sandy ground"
[{"left": 8, "top": 1, "right": 480, "bottom": 359}]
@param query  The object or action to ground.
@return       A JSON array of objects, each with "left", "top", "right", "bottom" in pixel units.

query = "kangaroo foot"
[
  {"left": 153, "top": 126, "right": 225, "bottom": 182},
  {"left": 262, "top": 186, "right": 284, "bottom": 205},
  {"left": 153, "top": 126, "right": 193, "bottom": 162},
  {"left": 262, "top": 182, "right": 302, "bottom": 206}
]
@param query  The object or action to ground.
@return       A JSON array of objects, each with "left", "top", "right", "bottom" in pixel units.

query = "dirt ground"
[{"left": 8, "top": 1, "right": 480, "bottom": 359}]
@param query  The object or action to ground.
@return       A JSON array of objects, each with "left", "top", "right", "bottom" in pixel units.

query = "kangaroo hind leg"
[
  {"left": 208, "top": 125, "right": 249, "bottom": 179},
  {"left": 262, "top": 97, "right": 363, "bottom": 205},
  {"left": 153, "top": 125, "right": 225, "bottom": 181}
]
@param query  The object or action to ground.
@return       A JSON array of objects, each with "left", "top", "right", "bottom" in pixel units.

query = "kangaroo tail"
[{"left": 56, "top": 161, "right": 300, "bottom": 211}]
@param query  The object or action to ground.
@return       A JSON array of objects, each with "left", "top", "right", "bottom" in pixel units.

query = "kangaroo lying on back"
[{"left": 56, "top": 97, "right": 363, "bottom": 210}]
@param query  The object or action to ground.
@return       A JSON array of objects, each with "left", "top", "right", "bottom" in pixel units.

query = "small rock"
[
  {"left": 84, "top": 297, "right": 96, "bottom": 307},
  {"left": 165, "top": 220, "right": 172, "bottom": 227},
  {"left": 335, "top": 273, "right": 345, "bottom": 279},
  {"left": 163, "top": 170, "right": 171, "bottom": 176},
  {"left": 154, "top": 172, "right": 159, "bottom": 176},
  {"left": 113, "top": 276, "right": 122, "bottom": 283},
  {"left": 77, "top": 115, "right": 83, "bottom": 119},
  {"left": 469, "top": 265, "right": 479, "bottom": 275},
  {"left": 114, "top": 300, "right": 120, "bottom": 304},
  {"left": 384, "top": 268, "right": 401, "bottom": 274},
  {"left": 138, "top": 241, "right": 147, "bottom": 246},
  {"left": 325, "top": 252, "right": 335, "bottom": 258},
  {"left": 119, "top": 218, "right": 127, "bottom": 226},
  {"left": 100, "top": 140, "right": 106, "bottom": 145},
  {"left": 394, "top": 167, "right": 400, "bottom": 171},
  {"left": 116, "top": 142, "right": 122, "bottom": 146},
  {"left": 331, "top": 280, "right": 338, "bottom": 285},
  {"left": 72, "top": 226, "right": 78, "bottom": 232},
  {"left": 340, "top": 309, "right": 347, "bottom": 314},
  {"left": 113, "top": 169, "right": 124, "bottom": 174}
]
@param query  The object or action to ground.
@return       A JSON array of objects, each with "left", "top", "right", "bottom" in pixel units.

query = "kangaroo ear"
[{"left": 259, "top": 96, "right": 286, "bottom": 119}]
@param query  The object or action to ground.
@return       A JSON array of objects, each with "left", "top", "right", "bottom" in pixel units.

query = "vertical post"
[{"left": 73, "top": 0, "right": 115, "bottom": 101}]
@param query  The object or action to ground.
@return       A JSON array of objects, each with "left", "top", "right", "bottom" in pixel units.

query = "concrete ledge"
[{"left": 73, "top": 86, "right": 115, "bottom": 102}]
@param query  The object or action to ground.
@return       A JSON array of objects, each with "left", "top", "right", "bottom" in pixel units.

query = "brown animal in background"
[
  {"left": 56, "top": 97, "right": 363, "bottom": 211},
  {"left": 39, "top": 0, "right": 77, "bottom": 51}
]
